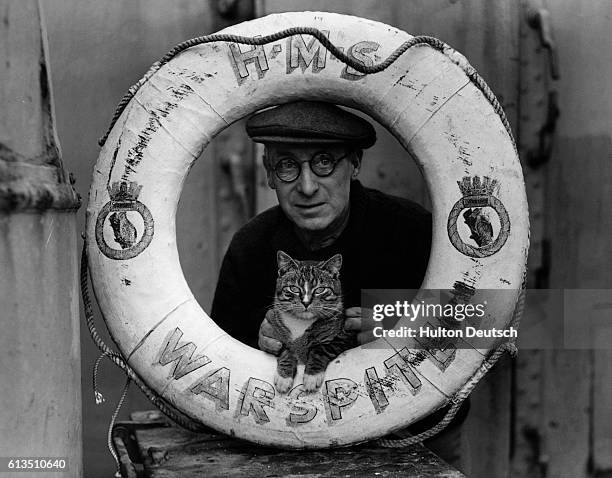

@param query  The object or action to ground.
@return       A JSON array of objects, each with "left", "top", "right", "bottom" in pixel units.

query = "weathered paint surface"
[
  {"left": 0, "top": 213, "right": 82, "bottom": 477},
  {"left": 0, "top": 1, "right": 79, "bottom": 213},
  {"left": 0, "top": 1, "right": 81, "bottom": 475},
  {"left": 127, "top": 409, "right": 466, "bottom": 477}
]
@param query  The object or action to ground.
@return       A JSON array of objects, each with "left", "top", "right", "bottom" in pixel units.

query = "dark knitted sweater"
[{"left": 211, "top": 180, "right": 432, "bottom": 348}]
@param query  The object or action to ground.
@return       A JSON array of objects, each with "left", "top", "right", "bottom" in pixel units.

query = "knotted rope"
[{"left": 82, "top": 242, "right": 209, "bottom": 476}]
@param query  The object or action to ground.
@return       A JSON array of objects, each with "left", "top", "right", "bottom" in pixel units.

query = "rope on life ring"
[
  {"left": 81, "top": 241, "right": 209, "bottom": 433},
  {"left": 86, "top": 11, "right": 529, "bottom": 452},
  {"left": 377, "top": 287, "right": 524, "bottom": 447},
  {"left": 98, "top": 28, "right": 514, "bottom": 150}
]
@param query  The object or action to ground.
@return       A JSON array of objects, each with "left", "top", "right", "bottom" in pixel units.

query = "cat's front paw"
[
  {"left": 274, "top": 373, "right": 294, "bottom": 394},
  {"left": 303, "top": 372, "right": 325, "bottom": 393}
]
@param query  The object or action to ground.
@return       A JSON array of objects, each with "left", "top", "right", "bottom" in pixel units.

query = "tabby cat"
[{"left": 267, "top": 251, "right": 354, "bottom": 393}]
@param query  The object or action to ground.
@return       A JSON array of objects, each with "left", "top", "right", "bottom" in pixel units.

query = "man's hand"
[
  {"left": 258, "top": 310, "right": 283, "bottom": 356},
  {"left": 344, "top": 307, "right": 377, "bottom": 345}
]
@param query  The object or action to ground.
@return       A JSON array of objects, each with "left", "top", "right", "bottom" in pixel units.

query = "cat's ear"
[
  {"left": 277, "top": 250, "right": 298, "bottom": 275},
  {"left": 321, "top": 254, "right": 342, "bottom": 278}
]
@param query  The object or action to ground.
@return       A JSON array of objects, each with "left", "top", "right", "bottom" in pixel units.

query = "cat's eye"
[
  {"left": 314, "top": 287, "right": 330, "bottom": 295},
  {"left": 283, "top": 286, "right": 300, "bottom": 295}
]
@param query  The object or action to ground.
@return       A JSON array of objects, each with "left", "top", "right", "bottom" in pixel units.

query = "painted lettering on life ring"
[
  {"left": 447, "top": 176, "right": 511, "bottom": 258},
  {"left": 151, "top": 326, "right": 456, "bottom": 427},
  {"left": 95, "top": 181, "right": 154, "bottom": 260},
  {"left": 228, "top": 33, "right": 381, "bottom": 85}
]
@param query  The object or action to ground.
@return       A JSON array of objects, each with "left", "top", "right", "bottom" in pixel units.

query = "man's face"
[{"left": 265, "top": 143, "right": 359, "bottom": 232}]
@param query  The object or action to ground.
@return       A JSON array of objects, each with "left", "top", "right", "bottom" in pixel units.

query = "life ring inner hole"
[{"left": 174, "top": 100, "right": 433, "bottom": 350}]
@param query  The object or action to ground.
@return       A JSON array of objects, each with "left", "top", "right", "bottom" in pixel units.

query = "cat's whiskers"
[
  {"left": 314, "top": 307, "right": 339, "bottom": 315},
  {"left": 310, "top": 307, "right": 343, "bottom": 320}
]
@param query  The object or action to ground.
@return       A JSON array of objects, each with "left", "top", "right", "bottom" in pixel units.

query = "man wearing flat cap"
[
  {"left": 211, "top": 101, "right": 468, "bottom": 468},
  {"left": 211, "top": 101, "right": 431, "bottom": 346}
]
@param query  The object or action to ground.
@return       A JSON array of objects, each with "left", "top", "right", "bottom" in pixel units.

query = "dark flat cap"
[{"left": 246, "top": 101, "right": 376, "bottom": 149}]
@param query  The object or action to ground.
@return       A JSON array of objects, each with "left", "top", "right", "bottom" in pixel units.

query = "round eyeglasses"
[{"left": 272, "top": 151, "right": 351, "bottom": 183}]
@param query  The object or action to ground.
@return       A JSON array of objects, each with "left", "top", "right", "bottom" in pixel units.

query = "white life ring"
[{"left": 86, "top": 11, "right": 528, "bottom": 448}]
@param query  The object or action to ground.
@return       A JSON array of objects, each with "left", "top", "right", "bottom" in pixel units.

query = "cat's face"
[{"left": 274, "top": 251, "right": 343, "bottom": 320}]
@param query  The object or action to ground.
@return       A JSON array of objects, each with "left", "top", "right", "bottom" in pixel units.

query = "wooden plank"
[
  {"left": 541, "top": 350, "right": 591, "bottom": 478},
  {"left": 510, "top": 289, "right": 563, "bottom": 477},
  {"left": 514, "top": 0, "right": 612, "bottom": 476},
  {"left": 544, "top": 135, "right": 611, "bottom": 477},
  {"left": 512, "top": 349, "right": 545, "bottom": 477},
  {"left": 544, "top": 2, "right": 612, "bottom": 475},
  {"left": 130, "top": 411, "right": 465, "bottom": 478},
  {"left": 591, "top": 304, "right": 612, "bottom": 474},
  {"left": 543, "top": 0, "right": 612, "bottom": 473},
  {"left": 460, "top": 355, "right": 512, "bottom": 478}
]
